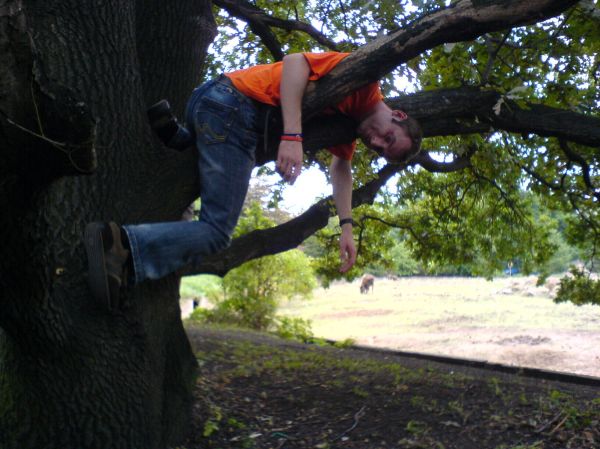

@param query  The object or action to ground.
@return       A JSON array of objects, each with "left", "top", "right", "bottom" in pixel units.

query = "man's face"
[{"left": 357, "top": 113, "right": 413, "bottom": 163}]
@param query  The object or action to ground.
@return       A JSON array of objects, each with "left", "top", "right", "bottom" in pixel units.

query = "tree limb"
[
  {"left": 183, "top": 163, "right": 401, "bottom": 276},
  {"left": 213, "top": 0, "right": 339, "bottom": 61},
  {"left": 413, "top": 151, "right": 472, "bottom": 173},
  {"left": 301, "top": 0, "right": 579, "bottom": 117},
  {"left": 387, "top": 87, "right": 600, "bottom": 147},
  {"left": 212, "top": 0, "right": 284, "bottom": 60},
  {"left": 255, "top": 86, "right": 600, "bottom": 165}
]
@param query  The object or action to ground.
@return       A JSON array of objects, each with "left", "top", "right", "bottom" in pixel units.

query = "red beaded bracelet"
[{"left": 281, "top": 133, "right": 303, "bottom": 142}]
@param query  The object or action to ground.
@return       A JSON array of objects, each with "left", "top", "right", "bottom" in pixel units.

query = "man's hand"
[
  {"left": 339, "top": 227, "right": 357, "bottom": 273},
  {"left": 276, "top": 140, "right": 303, "bottom": 184}
]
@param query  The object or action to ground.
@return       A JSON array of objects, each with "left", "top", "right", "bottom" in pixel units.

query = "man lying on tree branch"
[{"left": 84, "top": 52, "right": 423, "bottom": 310}]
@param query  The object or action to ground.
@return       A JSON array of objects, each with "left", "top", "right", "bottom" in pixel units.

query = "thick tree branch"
[
  {"left": 213, "top": 0, "right": 339, "bottom": 61},
  {"left": 184, "top": 149, "right": 475, "bottom": 276},
  {"left": 387, "top": 87, "right": 600, "bottom": 147},
  {"left": 413, "top": 151, "right": 472, "bottom": 173},
  {"left": 301, "top": 0, "right": 578, "bottom": 117},
  {"left": 256, "top": 86, "right": 600, "bottom": 166}
]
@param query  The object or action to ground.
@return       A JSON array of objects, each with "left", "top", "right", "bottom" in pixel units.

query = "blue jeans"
[{"left": 124, "top": 77, "right": 258, "bottom": 283}]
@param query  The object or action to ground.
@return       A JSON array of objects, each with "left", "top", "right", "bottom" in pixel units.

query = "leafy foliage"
[{"left": 555, "top": 267, "right": 600, "bottom": 306}]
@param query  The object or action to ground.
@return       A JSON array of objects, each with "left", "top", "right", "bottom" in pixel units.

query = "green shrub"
[{"left": 273, "top": 316, "right": 314, "bottom": 342}]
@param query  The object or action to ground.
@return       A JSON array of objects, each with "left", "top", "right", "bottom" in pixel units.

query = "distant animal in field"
[{"left": 360, "top": 275, "right": 375, "bottom": 294}]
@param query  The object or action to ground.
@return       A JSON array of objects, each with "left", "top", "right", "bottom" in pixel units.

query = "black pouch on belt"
[{"left": 254, "top": 102, "right": 282, "bottom": 166}]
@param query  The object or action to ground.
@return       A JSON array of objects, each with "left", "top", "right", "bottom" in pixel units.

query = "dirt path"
[{"left": 360, "top": 328, "right": 600, "bottom": 378}]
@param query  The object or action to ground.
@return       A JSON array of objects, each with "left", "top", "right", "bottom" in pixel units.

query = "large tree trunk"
[{"left": 0, "top": 1, "right": 214, "bottom": 448}]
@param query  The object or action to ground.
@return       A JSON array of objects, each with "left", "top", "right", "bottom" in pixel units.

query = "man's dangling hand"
[
  {"left": 339, "top": 227, "right": 357, "bottom": 273},
  {"left": 276, "top": 140, "right": 303, "bottom": 185}
]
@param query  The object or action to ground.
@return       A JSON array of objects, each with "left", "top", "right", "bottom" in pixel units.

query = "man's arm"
[
  {"left": 330, "top": 155, "right": 357, "bottom": 273},
  {"left": 277, "top": 53, "right": 310, "bottom": 184}
]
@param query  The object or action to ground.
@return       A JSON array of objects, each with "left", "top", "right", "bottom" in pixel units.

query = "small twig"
[
  {"left": 331, "top": 405, "right": 366, "bottom": 442},
  {"left": 6, "top": 117, "right": 67, "bottom": 148},
  {"left": 6, "top": 117, "right": 96, "bottom": 174},
  {"left": 535, "top": 411, "right": 562, "bottom": 433},
  {"left": 550, "top": 414, "right": 569, "bottom": 435},
  {"left": 482, "top": 30, "right": 511, "bottom": 84},
  {"left": 558, "top": 140, "right": 599, "bottom": 202}
]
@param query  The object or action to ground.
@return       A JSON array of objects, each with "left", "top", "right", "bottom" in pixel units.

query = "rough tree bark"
[{"left": 0, "top": 0, "right": 585, "bottom": 448}]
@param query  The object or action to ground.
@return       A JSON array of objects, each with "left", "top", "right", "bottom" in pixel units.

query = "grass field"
[{"left": 278, "top": 276, "right": 600, "bottom": 377}]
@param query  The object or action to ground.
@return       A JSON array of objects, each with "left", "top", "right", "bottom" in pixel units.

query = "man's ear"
[{"left": 392, "top": 109, "right": 408, "bottom": 121}]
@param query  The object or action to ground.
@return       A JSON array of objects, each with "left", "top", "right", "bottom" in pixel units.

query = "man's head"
[{"left": 357, "top": 107, "right": 422, "bottom": 163}]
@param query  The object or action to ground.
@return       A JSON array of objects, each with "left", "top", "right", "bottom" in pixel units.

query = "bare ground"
[{"left": 180, "top": 326, "right": 600, "bottom": 449}]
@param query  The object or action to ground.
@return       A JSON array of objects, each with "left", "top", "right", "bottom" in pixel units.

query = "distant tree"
[
  {"left": 389, "top": 240, "right": 422, "bottom": 276},
  {"left": 243, "top": 177, "right": 293, "bottom": 225},
  {"left": 543, "top": 230, "right": 580, "bottom": 275}
]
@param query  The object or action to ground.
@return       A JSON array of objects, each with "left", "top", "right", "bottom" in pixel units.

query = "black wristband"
[{"left": 339, "top": 218, "right": 354, "bottom": 227}]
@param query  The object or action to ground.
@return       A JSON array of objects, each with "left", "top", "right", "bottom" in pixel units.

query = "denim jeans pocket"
[{"left": 195, "top": 85, "right": 239, "bottom": 145}]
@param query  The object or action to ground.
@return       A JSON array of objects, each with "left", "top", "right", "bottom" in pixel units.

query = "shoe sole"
[{"left": 84, "top": 222, "right": 110, "bottom": 308}]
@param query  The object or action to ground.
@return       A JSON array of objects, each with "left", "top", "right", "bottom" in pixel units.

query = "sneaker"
[
  {"left": 147, "top": 99, "right": 179, "bottom": 145},
  {"left": 147, "top": 99, "right": 193, "bottom": 150},
  {"left": 84, "top": 222, "right": 130, "bottom": 310}
]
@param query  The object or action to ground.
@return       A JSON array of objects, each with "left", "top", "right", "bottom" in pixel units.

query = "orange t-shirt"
[{"left": 225, "top": 52, "right": 382, "bottom": 160}]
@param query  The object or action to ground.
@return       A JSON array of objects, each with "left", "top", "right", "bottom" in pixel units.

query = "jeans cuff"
[{"left": 123, "top": 226, "right": 141, "bottom": 285}]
